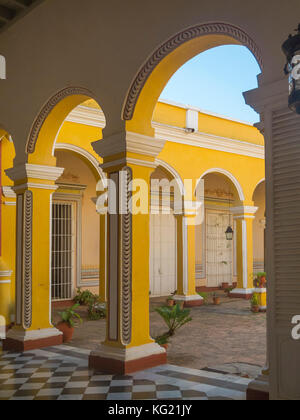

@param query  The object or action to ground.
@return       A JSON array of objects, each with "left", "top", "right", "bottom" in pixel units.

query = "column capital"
[
  {"left": 93, "top": 131, "right": 166, "bottom": 171},
  {"left": 5, "top": 164, "right": 64, "bottom": 192},
  {"left": 231, "top": 205, "right": 258, "bottom": 219}
]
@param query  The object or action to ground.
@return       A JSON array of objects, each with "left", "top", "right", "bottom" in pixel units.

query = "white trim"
[
  {"left": 65, "top": 105, "right": 106, "bottom": 128},
  {"left": 154, "top": 159, "right": 185, "bottom": 196},
  {"left": 54, "top": 143, "right": 105, "bottom": 181},
  {"left": 182, "top": 217, "right": 189, "bottom": 295},
  {"left": 158, "top": 98, "right": 256, "bottom": 127},
  {"left": 196, "top": 168, "right": 245, "bottom": 202},
  {"left": 2, "top": 186, "right": 16, "bottom": 198},
  {"left": 6, "top": 164, "right": 64, "bottom": 182},
  {"left": 154, "top": 123, "right": 264, "bottom": 159},
  {"left": 173, "top": 295, "right": 203, "bottom": 302},
  {"left": 0, "top": 270, "right": 12, "bottom": 278},
  {"left": 242, "top": 220, "right": 248, "bottom": 289},
  {"left": 6, "top": 328, "right": 63, "bottom": 341},
  {"left": 13, "top": 183, "right": 59, "bottom": 192},
  {"left": 231, "top": 288, "right": 254, "bottom": 295},
  {"left": 231, "top": 206, "right": 259, "bottom": 215},
  {"left": 254, "top": 288, "right": 267, "bottom": 294},
  {"left": 0, "top": 280, "right": 11, "bottom": 284},
  {"left": 90, "top": 342, "right": 165, "bottom": 362},
  {"left": 3, "top": 201, "right": 16, "bottom": 206}
]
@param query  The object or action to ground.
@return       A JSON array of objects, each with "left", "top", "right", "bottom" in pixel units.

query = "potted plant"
[
  {"left": 232, "top": 282, "right": 237, "bottom": 288},
  {"left": 198, "top": 292, "right": 209, "bottom": 305},
  {"left": 57, "top": 304, "right": 82, "bottom": 342},
  {"left": 175, "top": 300, "right": 184, "bottom": 310},
  {"left": 212, "top": 293, "right": 221, "bottom": 305},
  {"left": 251, "top": 293, "right": 260, "bottom": 313},
  {"left": 166, "top": 296, "right": 175, "bottom": 307},
  {"left": 155, "top": 304, "right": 192, "bottom": 338},
  {"left": 155, "top": 334, "right": 169, "bottom": 350},
  {"left": 74, "top": 288, "right": 94, "bottom": 306},
  {"left": 224, "top": 287, "right": 234, "bottom": 297},
  {"left": 257, "top": 272, "right": 267, "bottom": 288}
]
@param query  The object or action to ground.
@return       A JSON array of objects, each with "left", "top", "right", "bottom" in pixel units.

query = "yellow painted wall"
[{"left": 54, "top": 150, "right": 100, "bottom": 292}]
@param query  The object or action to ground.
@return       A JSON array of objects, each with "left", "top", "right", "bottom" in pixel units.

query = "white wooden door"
[
  {"left": 150, "top": 214, "right": 177, "bottom": 296},
  {"left": 206, "top": 211, "right": 233, "bottom": 287}
]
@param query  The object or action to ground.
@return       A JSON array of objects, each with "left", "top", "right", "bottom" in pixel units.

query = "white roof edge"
[{"left": 158, "top": 98, "right": 256, "bottom": 127}]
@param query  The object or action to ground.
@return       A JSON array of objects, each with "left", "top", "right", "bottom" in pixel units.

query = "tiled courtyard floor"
[
  {"left": 52, "top": 293, "right": 267, "bottom": 376},
  {"left": 0, "top": 345, "right": 251, "bottom": 400},
  {"left": 0, "top": 295, "right": 266, "bottom": 400}
]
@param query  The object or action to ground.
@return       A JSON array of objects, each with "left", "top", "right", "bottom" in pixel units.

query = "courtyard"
[{"left": 52, "top": 293, "right": 266, "bottom": 379}]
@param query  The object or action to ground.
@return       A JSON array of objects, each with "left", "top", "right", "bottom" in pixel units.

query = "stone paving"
[{"left": 53, "top": 292, "right": 267, "bottom": 377}]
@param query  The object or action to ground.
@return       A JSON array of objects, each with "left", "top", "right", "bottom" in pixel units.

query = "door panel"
[
  {"left": 150, "top": 214, "right": 176, "bottom": 297},
  {"left": 206, "top": 211, "right": 233, "bottom": 287}
]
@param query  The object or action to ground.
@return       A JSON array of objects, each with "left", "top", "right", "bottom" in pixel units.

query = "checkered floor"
[{"left": 0, "top": 344, "right": 251, "bottom": 400}]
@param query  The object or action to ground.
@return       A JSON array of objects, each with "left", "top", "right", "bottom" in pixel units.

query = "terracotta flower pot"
[
  {"left": 213, "top": 297, "right": 221, "bottom": 305},
  {"left": 251, "top": 305, "right": 260, "bottom": 313},
  {"left": 167, "top": 299, "right": 174, "bottom": 307},
  {"left": 175, "top": 301, "right": 184, "bottom": 310},
  {"left": 57, "top": 322, "right": 74, "bottom": 343},
  {"left": 259, "top": 277, "right": 266, "bottom": 288},
  {"left": 161, "top": 344, "right": 168, "bottom": 350},
  {"left": 232, "top": 282, "right": 237, "bottom": 288},
  {"left": 222, "top": 283, "right": 229, "bottom": 290}
]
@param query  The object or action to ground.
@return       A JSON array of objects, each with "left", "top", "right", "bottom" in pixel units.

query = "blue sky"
[{"left": 160, "top": 45, "right": 261, "bottom": 125}]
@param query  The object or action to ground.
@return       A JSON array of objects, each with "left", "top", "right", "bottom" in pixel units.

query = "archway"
[
  {"left": 124, "top": 22, "right": 263, "bottom": 136},
  {"left": 195, "top": 170, "right": 242, "bottom": 290},
  {"left": 3, "top": 90, "right": 107, "bottom": 351}
]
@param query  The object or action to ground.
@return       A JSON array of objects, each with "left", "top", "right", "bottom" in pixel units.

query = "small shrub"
[
  {"left": 87, "top": 296, "right": 106, "bottom": 321},
  {"left": 74, "top": 288, "right": 94, "bottom": 306},
  {"left": 155, "top": 334, "right": 169, "bottom": 346},
  {"left": 198, "top": 292, "right": 209, "bottom": 304},
  {"left": 58, "top": 304, "right": 82, "bottom": 328},
  {"left": 251, "top": 293, "right": 259, "bottom": 307},
  {"left": 155, "top": 304, "right": 192, "bottom": 337}
]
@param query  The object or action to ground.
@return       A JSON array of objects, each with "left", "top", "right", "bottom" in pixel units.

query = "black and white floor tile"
[{"left": 0, "top": 345, "right": 251, "bottom": 400}]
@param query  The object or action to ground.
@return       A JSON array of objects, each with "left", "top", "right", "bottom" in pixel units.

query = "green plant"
[
  {"left": 58, "top": 304, "right": 82, "bottom": 328},
  {"left": 155, "top": 334, "right": 169, "bottom": 346},
  {"left": 251, "top": 293, "right": 259, "bottom": 307},
  {"left": 224, "top": 287, "right": 234, "bottom": 294},
  {"left": 74, "top": 288, "right": 94, "bottom": 306},
  {"left": 198, "top": 292, "right": 209, "bottom": 304},
  {"left": 155, "top": 304, "right": 192, "bottom": 337},
  {"left": 257, "top": 272, "right": 266, "bottom": 279},
  {"left": 167, "top": 296, "right": 174, "bottom": 301},
  {"left": 87, "top": 296, "right": 106, "bottom": 321}
]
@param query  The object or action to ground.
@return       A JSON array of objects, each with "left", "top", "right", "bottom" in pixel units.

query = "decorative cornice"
[
  {"left": 26, "top": 87, "right": 94, "bottom": 154},
  {"left": 154, "top": 123, "right": 264, "bottom": 159},
  {"left": 122, "top": 22, "right": 263, "bottom": 120},
  {"left": 93, "top": 131, "right": 166, "bottom": 160},
  {"left": 6, "top": 164, "right": 65, "bottom": 183}
]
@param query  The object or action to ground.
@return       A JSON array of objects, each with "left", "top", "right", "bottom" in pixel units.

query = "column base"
[
  {"left": 229, "top": 288, "right": 254, "bottom": 300},
  {"left": 89, "top": 343, "right": 167, "bottom": 375},
  {"left": 173, "top": 295, "right": 204, "bottom": 307},
  {"left": 2, "top": 328, "right": 63, "bottom": 352},
  {"left": 247, "top": 374, "right": 270, "bottom": 400}
]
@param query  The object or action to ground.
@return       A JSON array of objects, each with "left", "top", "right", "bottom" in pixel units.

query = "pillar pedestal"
[
  {"left": 173, "top": 294, "right": 203, "bottom": 307},
  {"left": 3, "top": 328, "right": 63, "bottom": 352},
  {"left": 247, "top": 374, "right": 270, "bottom": 400},
  {"left": 89, "top": 343, "right": 167, "bottom": 375}
]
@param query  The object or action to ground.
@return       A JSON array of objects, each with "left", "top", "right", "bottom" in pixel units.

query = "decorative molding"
[
  {"left": 13, "top": 183, "right": 59, "bottom": 192},
  {"left": 0, "top": 280, "right": 11, "bottom": 284},
  {"left": 173, "top": 295, "right": 204, "bottom": 302},
  {"left": 231, "top": 288, "right": 254, "bottom": 295},
  {"left": 120, "top": 167, "right": 132, "bottom": 346},
  {"left": 94, "top": 131, "right": 166, "bottom": 161},
  {"left": 0, "top": 270, "right": 12, "bottom": 278},
  {"left": 197, "top": 168, "right": 245, "bottom": 202},
  {"left": 101, "top": 157, "right": 157, "bottom": 170},
  {"left": 6, "top": 164, "right": 65, "bottom": 183},
  {"left": 26, "top": 87, "right": 94, "bottom": 154},
  {"left": 65, "top": 105, "right": 106, "bottom": 128},
  {"left": 54, "top": 143, "right": 105, "bottom": 181},
  {"left": 23, "top": 191, "right": 33, "bottom": 330},
  {"left": 154, "top": 123, "right": 265, "bottom": 159},
  {"left": 231, "top": 206, "right": 258, "bottom": 215},
  {"left": 123, "top": 22, "right": 263, "bottom": 120},
  {"left": 2, "top": 186, "right": 16, "bottom": 198}
]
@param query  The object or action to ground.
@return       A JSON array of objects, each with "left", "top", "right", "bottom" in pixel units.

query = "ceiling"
[{"left": 0, "top": 0, "right": 42, "bottom": 31}]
